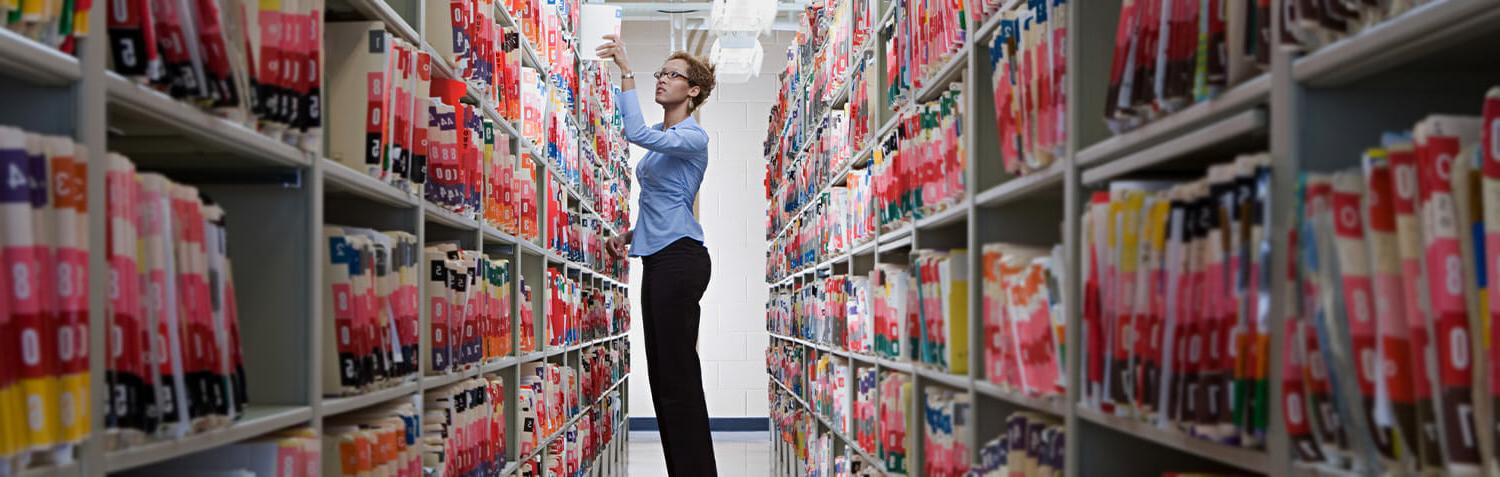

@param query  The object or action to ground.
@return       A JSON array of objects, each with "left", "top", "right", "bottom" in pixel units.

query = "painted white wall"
[{"left": 619, "top": 21, "right": 789, "bottom": 419}]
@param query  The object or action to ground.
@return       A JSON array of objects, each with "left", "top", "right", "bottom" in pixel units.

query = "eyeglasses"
[{"left": 652, "top": 69, "right": 690, "bottom": 82}]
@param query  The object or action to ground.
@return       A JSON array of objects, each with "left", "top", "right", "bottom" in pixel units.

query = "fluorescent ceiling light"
[
  {"left": 711, "top": 37, "right": 764, "bottom": 83},
  {"left": 709, "top": 0, "right": 778, "bottom": 35}
]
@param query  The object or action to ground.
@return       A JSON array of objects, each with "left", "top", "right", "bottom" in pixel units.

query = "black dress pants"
[{"left": 641, "top": 237, "right": 717, "bottom": 476}]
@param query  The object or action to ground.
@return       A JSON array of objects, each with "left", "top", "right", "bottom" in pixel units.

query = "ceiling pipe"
[
  {"left": 616, "top": 1, "right": 806, "bottom": 17},
  {"left": 622, "top": 12, "right": 802, "bottom": 32}
]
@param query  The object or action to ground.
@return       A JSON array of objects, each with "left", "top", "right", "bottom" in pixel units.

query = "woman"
[{"left": 595, "top": 34, "right": 719, "bottom": 476}]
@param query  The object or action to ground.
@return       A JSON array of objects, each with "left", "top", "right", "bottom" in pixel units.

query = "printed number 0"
[
  {"left": 1450, "top": 327, "right": 1470, "bottom": 370},
  {"left": 1491, "top": 119, "right": 1500, "bottom": 163},
  {"left": 20, "top": 328, "right": 40, "bottom": 366},
  {"left": 111, "top": 0, "right": 129, "bottom": 22},
  {"left": 1287, "top": 393, "right": 1304, "bottom": 425},
  {"left": 58, "top": 326, "right": 74, "bottom": 361}
]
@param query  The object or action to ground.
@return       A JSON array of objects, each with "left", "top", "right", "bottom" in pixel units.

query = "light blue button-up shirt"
[{"left": 619, "top": 88, "right": 710, "bottom": 257}]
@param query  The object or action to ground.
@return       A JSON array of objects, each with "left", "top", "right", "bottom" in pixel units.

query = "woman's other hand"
[{"left": 595, "top": 34, "right": 631, "bottom": 73}]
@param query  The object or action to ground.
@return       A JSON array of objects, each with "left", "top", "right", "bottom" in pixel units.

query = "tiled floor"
[{"left": 627, "top": 431, "right": 771, "bottom": 477}]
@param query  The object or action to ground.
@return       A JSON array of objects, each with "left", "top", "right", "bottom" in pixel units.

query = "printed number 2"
[{"left": 20, "top": 328, "right": 40, "bottom": 366}]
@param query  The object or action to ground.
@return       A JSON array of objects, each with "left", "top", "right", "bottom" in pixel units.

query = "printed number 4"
[{"left": 7, "top": 163, "right": 25, "bottom": 190}]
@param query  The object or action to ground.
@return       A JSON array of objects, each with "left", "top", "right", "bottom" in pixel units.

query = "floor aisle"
[{"left": 627, "top": 431, "right": 771, "bottom": 477}]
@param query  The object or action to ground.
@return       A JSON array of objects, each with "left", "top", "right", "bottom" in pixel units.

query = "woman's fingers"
[
  {"left": 596, "top": 36, "right": 627, "bottom": 66},
  {"left": 595, "top": 42, "right": 623, "bottom": 61}
]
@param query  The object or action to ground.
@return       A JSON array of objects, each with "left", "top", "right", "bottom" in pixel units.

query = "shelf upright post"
[
  {"left": 1264, "top": 12, "right": 1296, "bottom": 477},
  {"left": 308, "top": 148, "right": 328, "bottom": 436},
  {"left": 907, "top": 221, "right": 926, "bottom": 477},
  {"left": 507, "top": 130, "right": 524, "bottom": 468},
  {"left": 1062, "top": 0, "right": 1105, "bottom": 475},
  {"left": 962, "top": 23, "right": 983, "bottom": 471},
  {"left": 870, "top": 233, "right": 883, "bottom": 476},
  {"left": 81, "top": 0, "right": 109, "bottom": 474}
]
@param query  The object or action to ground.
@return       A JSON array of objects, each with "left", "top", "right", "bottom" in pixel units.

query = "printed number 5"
[{"left": 119, "top": 40, "right": 136, "bottom": 67}]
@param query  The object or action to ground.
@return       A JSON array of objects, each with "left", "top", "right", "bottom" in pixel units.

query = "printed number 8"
[
  {"left": 1447, "top": 255, "right": 1463, "bottom": 298},
  {"left": 13, "top": 263, "right": 29, "bottom": 299},
  {"left": 58, "top": 263, "right": 73, "bottom": 298},
  {"left": 27, "top": 395, "right": 44, "bottom": 431}
]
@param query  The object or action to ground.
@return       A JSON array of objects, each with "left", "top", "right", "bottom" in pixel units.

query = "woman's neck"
[{"left": 661, "top": 101, "right": 692, "bottom": 129}]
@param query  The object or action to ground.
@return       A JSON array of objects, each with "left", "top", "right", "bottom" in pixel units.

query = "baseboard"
[{"left": 629, "top": 417, "right": 769, "bottom": 432}]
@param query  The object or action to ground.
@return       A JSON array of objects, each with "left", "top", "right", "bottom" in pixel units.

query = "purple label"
[
  {"left": 27, "top": 150, "right": 47, "bottom": 206},
  {"left": 0, "top": 149, "right": 29, "bottom": 203}
]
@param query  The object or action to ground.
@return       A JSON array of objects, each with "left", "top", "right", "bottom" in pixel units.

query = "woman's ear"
[{"left": 688, "top": 85, "right": 701, "bottom": 99}]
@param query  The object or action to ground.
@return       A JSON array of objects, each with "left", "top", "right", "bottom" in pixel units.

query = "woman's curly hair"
[{"left": 668, "top": 51, "right": 716, "bottom": 112}]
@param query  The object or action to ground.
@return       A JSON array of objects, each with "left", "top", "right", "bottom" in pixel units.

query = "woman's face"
[{"left": 653, "top": 58, "right": 700, "bottom": 108}]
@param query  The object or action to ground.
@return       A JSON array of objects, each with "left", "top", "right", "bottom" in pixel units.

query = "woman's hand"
[
  {"left": 595, "top": 34, "right": 631, "bottom": 74},
  {"left": 605, "top": 234, "right": 629, "bottom": 259}
]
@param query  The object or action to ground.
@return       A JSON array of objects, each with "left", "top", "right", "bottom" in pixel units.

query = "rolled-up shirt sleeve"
[{"left": 619, "top": 88, "right": 709, "bottom": 157}]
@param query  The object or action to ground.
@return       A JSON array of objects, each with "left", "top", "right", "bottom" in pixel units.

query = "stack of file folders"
[{"left": 1287, "top": 92, "right": 1500, "bottom": 475}]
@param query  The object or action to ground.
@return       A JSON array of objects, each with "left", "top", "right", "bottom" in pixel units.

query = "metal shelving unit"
[
  {"left": 105, "top": 406, "right": 316, "bottom": 473},
  {"left": 765, "top": 0, "right": 1500, "bottom": 475},
  {"left": 0, "top": 27, "right": 80, "bottom": 85},
  {"left": 0, "top": 0, "right": 633, "bottom": 475}
]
